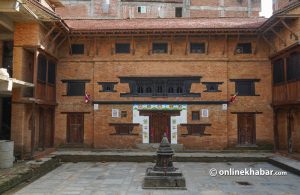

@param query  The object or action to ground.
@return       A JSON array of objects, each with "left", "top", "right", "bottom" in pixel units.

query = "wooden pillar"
[
  {"left": 287, "top": 108, "right": 293, "bottom": 153},
  {"left": 273, "top": 109, "right": 279, "bottom": 151}
]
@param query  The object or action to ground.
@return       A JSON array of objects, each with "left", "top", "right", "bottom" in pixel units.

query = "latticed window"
[
  {"left": 287, "top": 52, "right": 300, "bottom": 81},
  {"left": 273, "top": 58, "right": 285, "bottom": 84}
]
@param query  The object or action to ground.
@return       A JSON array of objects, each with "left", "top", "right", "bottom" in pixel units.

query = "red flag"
[
  {"left": 84, "top": 91, "right": 91, "bottom": 103},
  {"left": 230, "top": 92, "right": 238, "bottom": 103}
]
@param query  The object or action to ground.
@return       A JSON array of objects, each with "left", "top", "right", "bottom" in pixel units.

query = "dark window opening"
[
  {"left": 157, "top": 85, "right": 163, "bottom": 93},
  {"left": 121, "top": 111, "right": 127, "bottom": 118},
  {"left": 190, "top": 43, "right": 205, "bottom": 53},
  {"left": 48, "top": 60, "right": 56, "bottom": 84},
  {"left": 2, "top": 41, "right": 13, "bottom": 77},
  {"left": 152, "top": 43, "right": 168, "bottom": 54},
  {"left": 137, "top": 6, "right": 146, "bottom": 13},
  {"left": 236, "top": 43, "right": 252, "bottom": 54},
  {"left": 115, "top": 43, "right": 131, "bottom": 54},
  {"left": 203, "top": 82, "right": 223, "bottom": 92},
  {"left": 177, "top": 87, "right": 183, "bottom": 93},
  {"left": 98, "top": 82, "right": 118, "bottom": 92},
  {"left": 273, "top": 58, "right": 285, "bottom": 84},
  {"left": 146, "top": 87, "right": 152, "bottom": 93},
  {"left": 236, "top": 81, "right": 255, "bottom": 96},
  {"left": 67, "top": 82, "right": 86, "bottom": 96},
  {"left": 71, "top": 44, "right": 84, "bottom": 55},
  {"left": 287, "top": 52, "right": 300, "bottom": 81},
  {"left": 168, "top": 87, "right": 174, "bottom": 93},
  {"left": 138, "top": 86, "right": 143, "bottom": 93},
  {"left": 175, "top": 7, "right": 182, "bottom": 17},
  {"left": 37, "top": 54, "right": 47, "bottom": 82},
  {"left": 192, "top": 111, "right": 200, "bottom": 120}
]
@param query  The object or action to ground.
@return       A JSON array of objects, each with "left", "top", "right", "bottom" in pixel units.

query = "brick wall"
[{"left": 55, "top": 34, "right": 273, "bottom": 149}]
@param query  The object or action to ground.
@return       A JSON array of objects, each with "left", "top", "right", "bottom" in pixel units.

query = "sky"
[{"left": 260, "top": 0, "right": 273, "bottom": 18}]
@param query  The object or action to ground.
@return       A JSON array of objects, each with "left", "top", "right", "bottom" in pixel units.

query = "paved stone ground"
[{"left": 12, "top": 162, "right": 300, "bottom": 195}]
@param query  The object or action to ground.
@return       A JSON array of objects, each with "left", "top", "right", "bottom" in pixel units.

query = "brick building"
[{"left": 0, "top": 0, "right": 299, "bottom": 158}]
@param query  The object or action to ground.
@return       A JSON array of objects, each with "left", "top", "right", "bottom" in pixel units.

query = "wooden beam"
[
  {"left": 262, "top": 35, "right": 276, "bottom": 53},
  {"left": 148, "top": 35, "right": 151, "bottom": 55},
  {"left": 206, "top": 34, "right": 210, "bottom": 55},
  {"left": 170, "top": 35, "right": 174, "bottom": 55},
  {"left": 271, "top": 27, "right": 286, "bottom": 46},
  {"left": 67, "top": 36, "right": 72, "bottom": 55},
  {"left": 131, "top": 36, "right": 135, "bottom": 55},
  {"left": 42, "top": 25, "right": 56, "bottom": 44},
  {"left": 280, "top": 19, "right": 299, "bottom": 40}
]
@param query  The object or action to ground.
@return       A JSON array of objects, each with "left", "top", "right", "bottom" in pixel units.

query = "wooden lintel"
[
  {"left": 271, "top": 27, "right": 286, "bottom": 46},
  {"left": 280, "top": 19, "right": 299, "bottom": 40}
]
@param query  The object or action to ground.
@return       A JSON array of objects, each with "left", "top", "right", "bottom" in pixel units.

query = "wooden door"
[
  {"left": 67, "top": 113, "right": 84, "bottom": 144},
  {"left": 149, "top": 112, "right": 171, "bottom": 143},
  {"left": 238, "top": 113, "right": 256, "bottom": 145}
]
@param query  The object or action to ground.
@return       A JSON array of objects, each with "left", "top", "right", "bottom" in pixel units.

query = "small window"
[
  {"left": 121, "top": 111, "right": 127, "bottom": 118},
  {"left": 190, "top": 43, "right": 205, "bottom": 53},
  {"left": 168, "top": 87, "right": 174, "bottom": 93},
  {"left": 273, "top": 58, "right": 285, "bottom": 84},
  {"left": 138, "top": 6, "right": 146, "bottom": 13},
  {"left": 71, "top": 44, "right": 84, "bottom": 55},
  {"left": 175, "top": 7, "right": 182, "bottom": 17},
  {"left": 98, "top": 82, "right": 118, "bottom": 92},
  {"left": 137, "top": 86, "right": 143, "bottom": 93},
  {"left": 177, "top": 87, "right": 183, "bottom": 93},
  {"left": 37, "top": 54, "right": 47, "bottom": 82},
  {"left": 146, "top": 87, "right": 152, "bottom": 93},
  {"left": 192, "top": 111, "right": 200, "bottom": 120},
  {"left": 115, "top": 43, "right": 131, "bottom": 54},
  {"left": 157, "top": 85, "right": 163, "bottom": 93},
  {"left": 236, "top": 43, "right": 252, "bottom": 54},
  {"left": 48, "top": 60, "right": 56, "bottom": 84},
  {"left": 152, "top": 43, "right": 168, "bottom": 54},
  {"left": 67, "top": 81, "right": 85, "bottom": 96},
  {"left": 236, "top": 81, "right": 255, "bottom": 96},
  {"left": 203, "top": 82, "right": 223, "bottom": 92}
]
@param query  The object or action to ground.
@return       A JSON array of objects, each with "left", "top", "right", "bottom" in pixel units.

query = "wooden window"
[
  {"left": 190, "top": 43, "right": 205, "bottom": 53},
  {"left": 98, "top": 82, "right": 118, "bottom": 92},
  {"left": 273, "top": 58, "right": 285, "bottom": 84},
  {"left": 37, "top": 54, "right": 47, "bottom": 83},
  {"left": 230, "top": 79, "right": 259, "bottom": 96},
  {"left": 62, "top": 80, "right": 90, "bottom": 96},
  {"left": 152, "top": 43, "right": 168, "bottom": 54},
  {"left": 192, "top": 111, "right": 200, "bottom": 120},
  {"left": 287, "top": 52, "right": 300, "bottom": 81},
  {"left": 121, "top": 111, "right": 127, "bottom": 118},
  {"left": 202, "top": 82, "right": 223, "bottom": 92},
  {"left": 67, "top": 82, "right": 85, "bottom": 96},
  {"left": 175, "top": 7, "right": 182, "bottom": 17},
  {"left": 236, "top": 81, "right": 255, "bottom": 96},
  {"left": 235, "top": 43, "right": 252, "bottom": 54},
  {"left": 71, "top": 44, "right": 84, "bottom": 55},
  {"left": 109, "top": 123, "right": 139, "bottom": 135},
  {"left": 48, "top": 60, "right": 56, "bottom": 84},
  {"left": 115, "top": 43, "right": 130, "bottom": 54},
  {"left": 120, "top": 77, "right": 201, "bottom": 97}
]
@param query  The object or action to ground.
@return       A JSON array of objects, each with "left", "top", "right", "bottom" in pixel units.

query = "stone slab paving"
[{"left": 13, "top": 162, "right": 300, "bottom": 195}]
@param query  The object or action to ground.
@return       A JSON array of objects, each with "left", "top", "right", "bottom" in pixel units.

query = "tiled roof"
[{"left": 64, "top": 18, "right": 267, "bottom": 32}]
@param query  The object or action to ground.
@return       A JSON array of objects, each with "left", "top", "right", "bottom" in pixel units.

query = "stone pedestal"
[{"left": 142, "top": 134, "right": 186, "bottom": 189}]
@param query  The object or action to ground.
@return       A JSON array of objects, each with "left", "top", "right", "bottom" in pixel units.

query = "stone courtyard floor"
[{"left": 10, "top": 162, "right": 300, "bottom": 195}]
